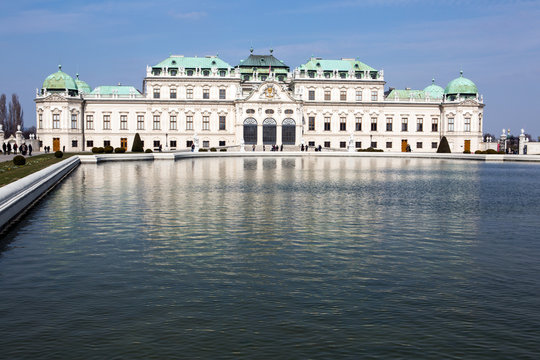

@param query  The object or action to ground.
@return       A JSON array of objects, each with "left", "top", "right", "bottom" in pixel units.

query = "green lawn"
[{"left": 0, "top": 153, "right": 89, "bottom": 187}]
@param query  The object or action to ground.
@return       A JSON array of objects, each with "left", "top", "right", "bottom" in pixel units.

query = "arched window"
[
  {"left": 263, "top": 118, "right": 276, "bottom": 145},
  {"left": 243, "top": 118, "right": 257, "bottom": 144},
  {"left": 282, "top": 118, "right": 296, "bottom": 145}
]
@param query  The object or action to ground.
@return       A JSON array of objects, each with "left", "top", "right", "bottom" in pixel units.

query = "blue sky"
[{"left": 1, "top": 0, "right": 539, "bottom": 137}]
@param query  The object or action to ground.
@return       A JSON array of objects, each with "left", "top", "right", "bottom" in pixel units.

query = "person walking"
[
  {"left": 29, "top": 144, "right": 33, "bottom": 156},
  {"left": 13, "top": 143, "right": 18, "bottom": 154},
  {"left": 8, "top": 143, "right": 12, "bottom": 155},
  {"left": 2, "top": 142, "right": 6, "bottom": 155}
]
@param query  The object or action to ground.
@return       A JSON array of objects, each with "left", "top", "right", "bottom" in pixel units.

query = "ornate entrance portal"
[
  {"left": 263, "top": 118, "right": 276, "bottom": 145},
  {"left": 282, "top": 118, "right": 296, "bottom": 145},
  {"left": 243, "top": 118, "right": 257, "bottom": 144}
]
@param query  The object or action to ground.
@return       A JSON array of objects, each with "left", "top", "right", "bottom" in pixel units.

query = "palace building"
[{"left": 35, "top": 49, "right": 485, "bottom": 153}]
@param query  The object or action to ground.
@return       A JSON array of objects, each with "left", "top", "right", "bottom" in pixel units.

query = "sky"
[{"left": 0, "top": 0, "right": 539, "bottom": 138}]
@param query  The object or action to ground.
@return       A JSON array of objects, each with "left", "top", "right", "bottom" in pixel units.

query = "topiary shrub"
[
  {"left": 13, "top": 155, "right": 26, "bottom": 166},
  {"left": 199, "top": 148, "right": 208, "bottom": 152},
  {"left": 54, "top": 151, "right": 63, "bottom": 158},
  {"left": 97, "top": 147, "right": 104, "bottom": 153},
  {"left": 486, "top": 149, "right": 498, "bottom": 154},
  {"left": 91, "top": 147, "right": 100, "bottom": 153},
  {"left": 437, "top": 136, "right": 451, "bottom": 153},
  {"left": 104, "top": 146, "right": 114, "bottom": 153},
  {"left": 132, "top": 133, "right": 144, "bottom": 152},
  {"left": 475, "top": 150, "right": 483, "bottom": 154},
  {"left": 210, "top": 147, "right": 217, "bottom": 152},
  {"left": 114, "top": 147, "right": 126, "bottom": 153},
  {"left": 145, "top": 149, "right": 153, "bottom": 153},
  {"left": 220, "top": 149, "right": 227, "bottom": 152}
]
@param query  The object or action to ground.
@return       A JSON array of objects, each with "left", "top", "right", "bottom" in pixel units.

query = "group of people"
[
  {"left": 43, "top": 146, "right": 52, "bottom": 153},
  {"left": 250, "top": 144, "right": 324, "bottom": 152},
  {"left": 2, "top": 142, "right": 33, "bottom": 156}
]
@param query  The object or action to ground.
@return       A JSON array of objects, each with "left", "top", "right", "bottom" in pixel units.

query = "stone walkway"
[{"left": 0, "top": 152, "right": 44, "bottom": 162}]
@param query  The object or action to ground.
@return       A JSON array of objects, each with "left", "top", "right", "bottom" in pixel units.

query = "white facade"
[{"left": 35, "top": 54, "right": 484, "bottom": 153}]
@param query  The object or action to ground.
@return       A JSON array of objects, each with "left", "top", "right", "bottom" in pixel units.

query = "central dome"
[
  {"left": 42, "top": 65, "right": 78, "bottom": 92},
  {"left": 444, "top": 71, "right": 478, "bottom": 95}
]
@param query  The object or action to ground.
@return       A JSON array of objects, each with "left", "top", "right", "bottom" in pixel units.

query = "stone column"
[
  {"left": 519, "top": 129, "right": 526, "bottom": 155},
  {"left": 16, "top": 125, "right": 23, "bottom": 146},
  {"left": 257, "top": 124, "right": 263, "bottom": 148},
  {"left": 276, "top": 124, "right": 282, "bottom": 147}
]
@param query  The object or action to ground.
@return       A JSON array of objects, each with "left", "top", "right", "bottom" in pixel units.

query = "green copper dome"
[
  {"left": 423, "top": 78, "right": 444, "bottom": 99},
  {"left": 75, "top": 73, "right": 91, "bottom": 94},
  {"left": 42, "top": 65, "right": 78, "bottom": 91},
  {"left": 444, "top": 71, "right": 478, "bottom": 95}
]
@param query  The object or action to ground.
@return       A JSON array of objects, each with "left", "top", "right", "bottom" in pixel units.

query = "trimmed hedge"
[
  {"left": 357, "top": 147, "right": 384, "bottom": 152},
  {"left": 145, "top": 149, "right": 153, "bottom": 153},
  {"left": 199, "top": 148, "right": 208, "bottom": 152},
  {"left": 104, "top": 146, "right": 114, "bottom": 153},
  {"left": 54, "top": 151, "right": 63, "bottom": 158},
  {"left": 114, "top": 147, "right": 126, "bottom": 153},
  {"left": 475, "top": 149, "right": 504, "bottom": 154},
  {"left": 210, "top": 147, "right": 217, "bottom": 152},
  {"left": 13, "top": 155, "right": 26, "bottom": 166},
  {"left": 219, "top": 149, "right": 227, "bottom": 152}
]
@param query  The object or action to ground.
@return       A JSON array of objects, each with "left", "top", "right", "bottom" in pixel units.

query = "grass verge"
[{"left": 0, "top": 153, "right": 88, "bottom": 188}]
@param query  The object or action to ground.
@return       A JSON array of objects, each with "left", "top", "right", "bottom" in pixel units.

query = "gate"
[
  {"left": 243, "top": 118, "right": 257, "bottom": 144},
  {"left": 263, "top": 118, "right": 276, "bottom": 145},
  {"left": 282, "top": 118, "right": 296, "bottom": 145}
]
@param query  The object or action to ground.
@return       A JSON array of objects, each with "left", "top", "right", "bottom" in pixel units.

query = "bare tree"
[
  {"left": 0, "top": 94, "right": 6, "bottom": 133},
  {"left": 5, "top": 94, "right": 24, "bottom": 138},
  {"left": 22, "top": 126, "right": 36, "bottom": 139}
]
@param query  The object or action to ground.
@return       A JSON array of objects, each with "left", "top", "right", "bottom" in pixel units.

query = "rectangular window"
[
  {"left": 120, "top": 115, "right": 128, "bottom": 130},
  {"left": 170, "top": 88, "right": 177, "bottom": 99},
  {"left": 308, "top": 90, "right": 315, "bottom": 101},
  {"left": 186, "top": 88, "right": 193, "bottom": 99},
  {"left": 219, "top": 140, "right": 226, "bottom": 147},
  {"left": 464, "top": 117, "right": 471, "bottom": 132},
  {"left": 308, "top": 141, "right": 315, "bottom": 147},
  {"left": 153, "top": 115, "right": 160, "bottom": 130},
  {"left": 324, "top": 141, "right": 330, "bottom": 148},
  {"left": 324, "top": 90, "right": 331, "bottom": 101},
  {"left": 86, "top": 140, "right": 93, "bottom": 148},
  {"left": 103, "top": 115, "right": 111, "bottom": 130},
  {"left": 71, "top": 114, "right": 77, "bottom": 129},
  {"left": 432, "top": 142, "right": 438, "bottom": 149},
  {"left": 72, "top": 140, "right": 78, "bottom": 148},
  {"left": 186, "top": 116, "right": 193, "bottom": 130},
  {"left": 153, "top": 88, "right": 160, "bottom": 99},
  {"left": 53, "top": 114, "right": 60, "bottom": 129},
  {"left": 371, "top": 90, "right": 378, "bottom": 101},
  {"left": 340, "top": 117, "right": 346, "bottom": 131},
  {"left": 356, "top": 90, "right": 362, "bottom": 101},
  {"left": 371, "top": 118, "right": 377, "bottom": 131},
  {"left": 39, "top": 114, "right": 43, "bottom": 128},
  {"left": 417, "top": 118, "right": 423, "bottom": 132},
  {"left": 170, "top": 140, "right": 177, "bottom": 148},
  {"left": 86, "top": 115, "right": 94, "bottom": 130},
  {"left": 170, "top": 115, "right": 177, "bottom": 130},
  {"left": 219, "top": 89, "right": 226, "bottom": 99},
  {"left": 219, "top": 116, "right": 226, "bottom": 130},
  {"left": 371, "top": 141, "right": 377, "bottom": 148},
  {"left": 417, "top": 142, "right": 423, "bottom": 149},
  {"left": 153, "top": 140, "right": 160, "bottom": 148},
  {"left": 386, "top": 118, "right": 393, "bottom": 132},
  {"left": 401, "top": 118, "right": 408, "bottom": 132},
  {"left": 386, "top": 141, "right": 392, "bottom": 149},
  {"left": 137, "top": 115, "right": 144, "bottom": 130},
  {"left": 187, "top": 140, "right": 193, "bottom": 148},
  {"left": 203, "top": 140, "right": 210, "bottom": 148},
  {"left": 203, "top": 116, "right": 209, "bottom": 130},
  {"left": 355, "top": 141, "right": 361, "bottom": 148},
  {"left": 309, "top": 116, "right": 315, "bottom": 131},
  {"left": 448, "top": 118, "right": 455, "bottom": 132},
  {"left": 355, "top": 118, "right": 362, "bottom": 131},
  {"left": 103, "top": 140, "right": 111, "bottom": 147},
  {"left": 340, "top": 141, "right": 346, "bottom": 148},
  {"left": 203, "top": 89, "right": 209, "bottom": 99},
  {"left": 324, "top": 117, "right": 331, "bottom": 131},
  {"left": 432, "top": 118, "right": 438, "bottom": 132},
  {"left": 340, "top": 90, "right": 346, "bottom": 101}
]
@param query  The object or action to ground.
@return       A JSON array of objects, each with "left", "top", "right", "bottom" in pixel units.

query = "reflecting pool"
[{"left": 1, "top": 157, "right": 539, "bottom": 359}]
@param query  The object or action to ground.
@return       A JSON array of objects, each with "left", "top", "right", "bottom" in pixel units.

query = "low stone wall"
[{"left": 0, "top": 156, "right": 80, "bottom": 233}]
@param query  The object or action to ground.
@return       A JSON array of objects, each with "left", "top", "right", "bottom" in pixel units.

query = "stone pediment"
[
  {"left": 39, "top": 93, "right": 68, "bottom": 102},
  {"left": 459, "top": 98, "right": 480, "bottom": 106},
  {"left": 243, "top": 80, "right": 297, "bottom": 103}
]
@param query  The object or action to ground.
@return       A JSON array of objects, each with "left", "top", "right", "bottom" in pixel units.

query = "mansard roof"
[
  {"left": 153, "top": 55, "right": 232, "bottom": 69},
  {"left": 298, "top": 58, "right": 377, "bottom": 72},
  {"left": 386, "top": 89, "right": 426, "bottom": 100},
  {"left": 237, "top": 54, "right": 289, "bottom": 69},
  {"left": 91, "top": 85, "right": 141, "bottom": 95}
]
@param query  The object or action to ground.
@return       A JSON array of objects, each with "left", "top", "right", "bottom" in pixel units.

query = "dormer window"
[
  {"left": 187, "top": 69, "right": 194, "bottom": 76},
  {"left": 203, "top": 70, "right": 210, "bottom": 76},
  {"left": 284, "top": 109, "right": 293, "bottom": 114},
  {"left": 340, "top": 72, "right": 346, "bottom": 79},
  {"left": 278, "top": 76, "right": 284, "bottom": 81},
  {"left": 308, "top": 71, "right": 315, "bottom": 78},
  {"left": 219, "top": 70, "right": 226, "bottom": 77},
  {"left": 246, "top": 109, "right": 255, "bottom": 114},
  {"left": 211, "top": 60, "right": 216, "bottom": 65},
  {"left": 170, "top": 69, "right": 177, "bottom": 76},
  {"left": 152, "top": 69, "right": 161, "bottom": 76},
  {"left": 265, "top": 109, "right": 274, "bottom": 114},
  {"left": 261, "top": 75, "right": 267, "bottom": 81},
  {"left": 171, "top": 60, "right": 177, "bottom": 65}
]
